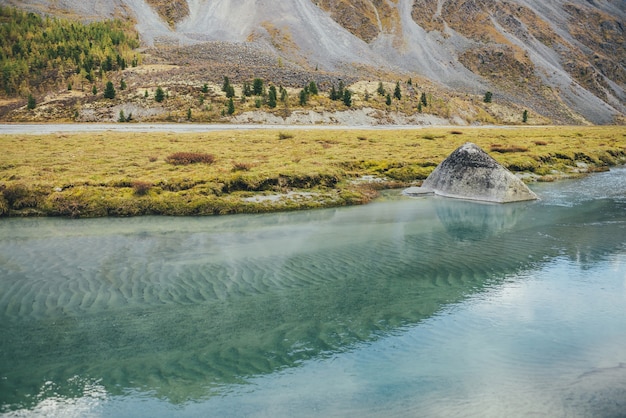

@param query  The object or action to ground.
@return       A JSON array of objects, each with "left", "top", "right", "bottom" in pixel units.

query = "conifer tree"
[
  {"left": 222, "top": 76, "right": 230, "bottom": 93},
  {"left": 308, "top": 81, "right": 318, "bottom": 95},
  {"left": 104, "top": 81, "right": 116, "bottom": 99},
  {"left": 420, "top": 92, "right": 428, "bottom": 107},
  {"left": 243, "top": 82, "right": 252, "bottom": 97},
  {"left": 377, "top": 81, "right": 386, "bottom": 96},
  {"left": 268, "top": 85, "right": 277, "bottom": 108},
  {"left": 329, "top": 86, "right": 338, "bottom": 101},
  {"left": 522, "top": 109, "right": 528, "bottom": 123},
  {"left": 103, "top": 55, "right": 113, "bottom": 71},
  {"left": 227, "top": 97, "right": 235, "bottom": 115},
  {"left": 27, "top": 94, "right": 36, "bottom": 110},
  {"left": 343, "top": 89, "right": 352, "bottom": 107},
  {"left": 225, "top": 85, "right": 235, "bottom": 99},
  {"left": 484, "top": 91, "right": 492, "bottom": 103},
  {"left": 116, "top": 55, "right": 126, "bottom": 70},
  {"left": 155, "top": 86, "right": 165, "bottom": 102},
  {"left": 253, "top": 78, "right": 264, "bottom": 96},
  {"left": 394, "top": 81, "right": 402, "bottom": 100},
  {"left": 386, "top": 93, "right": 392, "bottom": 106},
  {"left": 299, "top": 89, "right": 308, "bottom": 106}
]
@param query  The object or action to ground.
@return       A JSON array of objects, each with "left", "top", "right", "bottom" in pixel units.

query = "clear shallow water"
[{"left": 1, "top": 168, "right": 625, "bottom": 417}]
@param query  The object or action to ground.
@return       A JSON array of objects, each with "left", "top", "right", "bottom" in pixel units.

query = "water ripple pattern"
[{"left": 1, "top": 167, "right": 625, "bottom": 416}]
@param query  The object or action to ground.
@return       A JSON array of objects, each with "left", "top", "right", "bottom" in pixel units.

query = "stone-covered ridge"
[{"left": 409, "top": 142, "right": 538, "bottom": 203}]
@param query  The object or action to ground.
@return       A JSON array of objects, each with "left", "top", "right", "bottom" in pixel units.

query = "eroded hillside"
[
  {"left": 1, "top": 0, "right": 624, "bottom": 124},
  {"left": 145, "top": 0, "right": 189, "bottom": 27},
  {"left": 316, "top": 0, "right": 399, "bottom": 42},
  {"left": 410, "top": 0, "right": 625, "bottom": 123}
]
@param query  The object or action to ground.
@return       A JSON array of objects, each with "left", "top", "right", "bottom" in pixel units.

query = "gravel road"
[{"left": 0, "top": 123, "right": 457, "bottom": 135}]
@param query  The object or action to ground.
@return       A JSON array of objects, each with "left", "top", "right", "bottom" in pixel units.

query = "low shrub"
[
  {"left": 1, "top": 183, "right": 29, "bottom": 206},
  {"left": 554, "top": 152, "right": 574, "bottom": 161},
  {"left": 490, "top": 145, "right": 529, "bottom": 153},
  {"left": 165, "top": 152, "right": 215, "bottom": 165},
  {"left": 1, "top": 183, "right": 44, "bottom": 209},
  {"left": 278, "top": 132, "right": 294, "bottom": 140},
  {"left": 0, "top": 194, "right": 8, "bottom": 215},
  {"left": 574, "top": 152, "right": 597, "bottom": 164},
  {"left": 533, "top": 140, "right": 548, "bottom": 146},
  {"left": 422, "top": 134, "right": 446, "bottom": 140},
  {"left": 232, "top": 161, "right": 254, "bottom": 172},
  {"left": 132, "top": 180, "right": 152, "bottom": 196}
]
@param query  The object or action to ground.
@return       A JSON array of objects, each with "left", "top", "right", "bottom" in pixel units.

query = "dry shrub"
[
  {"left": 0, "top": 195, "right": 8, "bottom": 215},
  {"left": 1, "top": 183, "right": 29, "bottom": 206},
  {"left": 148, "top": 155, "right": 159, "bottom": 162},
  {"left": 357, "top": 136, "right": 368, "bottom": 141},
  {"left": 278, "top": 132, "right": 294, "bottom": 140},
  {"left": 450, "top": 130, "right": 463, "bottom": 135},
  {"left": 165, "top": 152, "right": 215, "bottom": 165},
  {"left": 490, "top": 145, "right": 529, "bottom": 153},
  {"left": 533, "top": 140, "right": 548, "bottom": 146},
  {"left": 132, "top": 180, "right": 152, "bottom": 196},
  {"left": 232, "top": 161, "right": 254, "bottom": 172}
]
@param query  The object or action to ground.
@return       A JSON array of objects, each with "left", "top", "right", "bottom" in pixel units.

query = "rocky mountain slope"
[{"left": 2, "top": 0, "right": 625, "bottom": 124}]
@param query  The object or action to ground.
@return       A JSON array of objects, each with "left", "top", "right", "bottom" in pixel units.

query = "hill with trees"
[
  {"left": 0, "top": 0, "right": 624, "bottom": 125},
  {"left": 0, "top": 6, "right": 140, "bottom": 98}
]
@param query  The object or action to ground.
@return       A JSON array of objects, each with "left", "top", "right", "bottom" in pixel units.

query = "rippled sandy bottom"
[
  {"left": 195, "top": 256, "right": 626, "bottom": 418},
  {"left": 1, "top": 168, "right": 625, "bottom": 417},
  {"left": 10, "top": 255, "right": 624, "bottom": 418}
]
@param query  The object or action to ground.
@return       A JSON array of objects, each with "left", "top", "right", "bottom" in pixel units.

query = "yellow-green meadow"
[{"left": 1, "top": 126, "right": 624, "bottom": 217}]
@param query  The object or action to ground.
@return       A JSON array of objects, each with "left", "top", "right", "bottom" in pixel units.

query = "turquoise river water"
[{"left": 1, "top": 167, "right": 625, "bottom": 417}]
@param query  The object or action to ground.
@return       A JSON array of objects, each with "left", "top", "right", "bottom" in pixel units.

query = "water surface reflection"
[{"left": 1, "top": 168, "right": 625, "bottom": 416}]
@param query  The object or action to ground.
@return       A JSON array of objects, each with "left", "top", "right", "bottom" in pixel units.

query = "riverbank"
[{"left": 1, "top": 126, "right": 624, "bottom": 217}]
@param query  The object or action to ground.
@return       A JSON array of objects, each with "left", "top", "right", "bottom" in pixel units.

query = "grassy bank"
[{"left": 1, "top": 126, "right": 624, "bottom": 217}]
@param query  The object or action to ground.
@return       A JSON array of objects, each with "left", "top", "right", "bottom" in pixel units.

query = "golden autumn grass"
[{"left": 0, "top": 126, "right": 625, "bottom": 217}]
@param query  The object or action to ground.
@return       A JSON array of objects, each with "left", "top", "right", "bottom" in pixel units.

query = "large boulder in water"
[{"left": 408, "top": 142, "right": 538, "bottom": 203}]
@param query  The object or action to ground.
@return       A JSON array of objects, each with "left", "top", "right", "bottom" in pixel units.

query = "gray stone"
[
  {"left": 411, "top": 142, "right": 538, "bottom": 203},
  {"left": 402, "top": 186, "right": 434, "bottom": 196}
]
